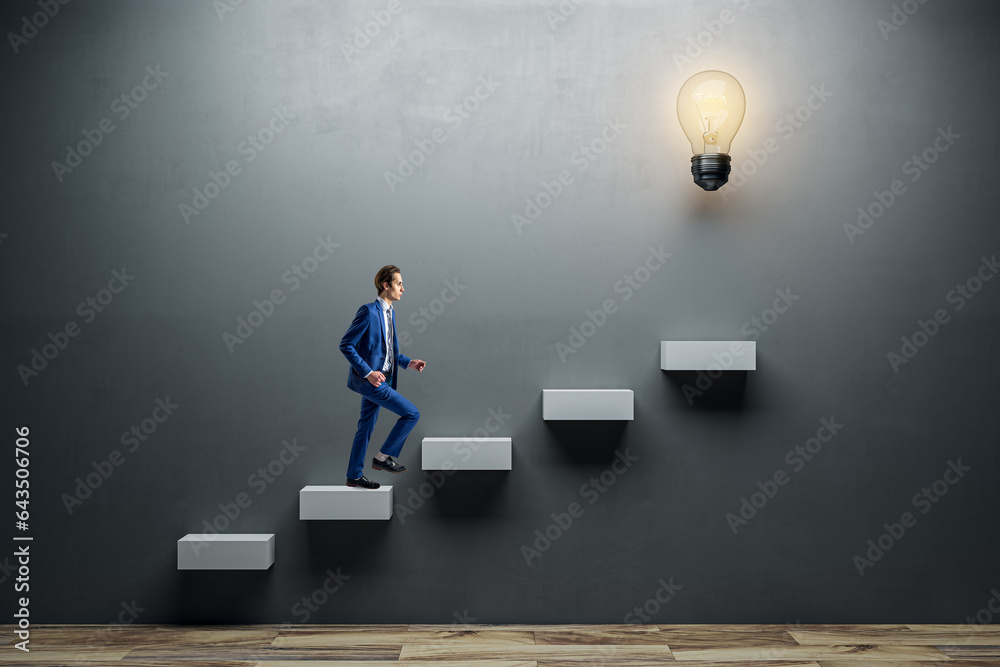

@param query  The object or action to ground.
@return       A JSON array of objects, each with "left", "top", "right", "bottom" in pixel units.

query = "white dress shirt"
[{"left": 364, "top": 296, "right": 394, "bottom": 377}]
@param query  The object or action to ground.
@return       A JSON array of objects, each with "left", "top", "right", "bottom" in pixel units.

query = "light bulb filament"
[{"left": 694, "top": 94, "right": 727, "bottom": 105}]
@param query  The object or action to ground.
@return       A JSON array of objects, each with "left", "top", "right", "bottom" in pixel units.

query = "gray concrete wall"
[{"left": 2, "top": 0, "right": 998, "bottom": 623}]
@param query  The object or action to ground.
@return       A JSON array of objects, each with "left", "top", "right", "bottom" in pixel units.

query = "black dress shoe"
[
  {"left": 346, "top": 475, "right": 380, "bottom": 489},
  {"left": 372, "top": 456, "right": 407, "bottom": 473}
]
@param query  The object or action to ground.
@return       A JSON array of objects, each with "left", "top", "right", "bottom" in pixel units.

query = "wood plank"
[
  {"left": 408, "top": 624, "right": 661, "bottom": 632},
  {"left": 658, "top": 624, "right": 912, "bottom": 633},
  {"left": 130, "top": 626, "right": 280, "bottom": 646},
  {"left": 1, "top": 663, "right": 254, "bottom": 667},
  {"left": 0, "top": 628, "right": 156, "bottom": 647},
  {"left": 255, "top": 662, "right": 536, "bottom": 667},
  {"left": 534, "top": 629, "right": 675, "bottom": 645},
  {"left": 399, "top": 643, "right": 675, "bottom": 661},
  {"left": 0, "top": 624, "right": 279, "bottom": 647},
  {"left": 653, "top": 626, "right": 799, "bottom": 649},
  {"left": 906, "top": 624, "right": 1000, "bottom": 636},
  {"left": 820, "top": 661, "right": 1000, "bottom": 667},
  {"left": 0, "top": 648, "right": 132, "bottom": 662},
  {"left": 670, "top": 645, "right": 953, "bottom": 661},
  {"left": 6, "top": 662, "right": 254, "bottom": 667},
  {"left": 273, "top": 624, "right": 410, "bottom": 633},
  {"left": 529, "top": 662, "right": 677, "bottom": 667},
  {"left": 538, "top": 662, "right": 819, "bottom": 667},
  {"left": 124, "top": 645, "right": 401, "bottom": 660},
  {"left": 793, "top": 629, "right": 1000, "bottom": 645},
  {"left": 933, "top": 645, "right": 1000, "bottom": 658},
  {"left": 273, "top": 629, "right": 534, "bottom": 646}
]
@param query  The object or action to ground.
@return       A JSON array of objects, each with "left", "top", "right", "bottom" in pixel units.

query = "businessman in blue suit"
[{"left": 339, "top": 265, "right": 426, "bottom": 489}]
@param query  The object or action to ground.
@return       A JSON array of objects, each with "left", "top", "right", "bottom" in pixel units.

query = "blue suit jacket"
[{"left": 340, "top": 300, "right": 411, "bottom": 393}]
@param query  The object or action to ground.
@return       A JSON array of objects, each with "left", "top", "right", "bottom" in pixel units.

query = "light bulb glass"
[{"left": 677, "top": 70, "right": 745, "bottom": 155}]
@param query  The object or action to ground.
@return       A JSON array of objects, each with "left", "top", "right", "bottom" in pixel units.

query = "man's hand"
[
  {"left": 367, "top": 371, "right": 386, "bottom": 387},
  {"left": 410, "top": 359, "right": 426, "bottom": 372}
]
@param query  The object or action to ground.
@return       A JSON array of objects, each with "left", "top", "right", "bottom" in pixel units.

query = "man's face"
[{"left": 384, "top": 273, "right": 404, "bottom": 302}]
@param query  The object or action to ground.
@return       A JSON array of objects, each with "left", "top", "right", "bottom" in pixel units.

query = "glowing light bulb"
[{"left": 676, "top": 70, "right": 746, "bottom": 191}]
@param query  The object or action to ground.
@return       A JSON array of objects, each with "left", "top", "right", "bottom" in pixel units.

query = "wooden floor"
[{"left": 2, "top": 624, "right": 1000, "bottom": 665}]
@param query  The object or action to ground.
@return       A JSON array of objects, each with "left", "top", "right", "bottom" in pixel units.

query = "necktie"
[{"left": 385, "top": 308, "right": 394, "bottom": 371}]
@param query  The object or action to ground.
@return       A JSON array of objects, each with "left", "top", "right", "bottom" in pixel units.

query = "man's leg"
[
  {"left": 378, "top": 387, "right": 419, "bottom": 459},
  {"left": 355, "top": 381, "right": 419, "bottom": 460},
  {"left": 346, "top": 395, "right": 380, "bottom": 479}
]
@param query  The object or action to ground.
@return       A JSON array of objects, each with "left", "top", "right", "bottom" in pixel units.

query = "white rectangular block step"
[
  {"left": 177, "top": 533, "right": 274, "bottom": 570},
  {"left": 660, "top": 341, "right": 756, "bottom": 371},
  {"left": 422, "top": 437, "right": 512, "bottom": 470},
  {"left": 542, "top": 389, "right": 634, "bottom": 420},
  {"left": 299, "top": 485, "right": 393, "bottom": 520}
]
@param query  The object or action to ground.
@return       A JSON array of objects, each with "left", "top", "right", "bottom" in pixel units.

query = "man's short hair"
[{"left": 375, "top": 265, "right": 401, "bottom": 295}]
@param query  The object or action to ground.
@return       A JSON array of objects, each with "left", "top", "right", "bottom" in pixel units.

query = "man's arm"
[
  {"left": 340, "top": 305, "right": 374, "bottom": 378},
  {"left": 396, "top": 349, "right": 427, "bottom": 372}
]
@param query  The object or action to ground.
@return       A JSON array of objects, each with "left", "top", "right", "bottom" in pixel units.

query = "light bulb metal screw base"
[{"left": 691, "top": 153, "right": 732, "bottom": 191}]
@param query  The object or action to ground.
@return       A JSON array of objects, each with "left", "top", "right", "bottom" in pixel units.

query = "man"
[{"left": 339, "top": 265, "right": 426, "bottom": 489}]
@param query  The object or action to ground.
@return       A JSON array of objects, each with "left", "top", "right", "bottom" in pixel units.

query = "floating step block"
[
  {"left": 177, "top": 533, "right": 274, "bottom": 570},
  {"left": 542, "top": 389, "right": 634, "bottom": 420},
  {"left": 299, "top": 485, "right": 393, "bottom": 520},
  {"left": 422, "top": 437, "right": 512, "bottom": 470},
  {"left": 660, "top": 341, "right": 756, "bottom": 371}
]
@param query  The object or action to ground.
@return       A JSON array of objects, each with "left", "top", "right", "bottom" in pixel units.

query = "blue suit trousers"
[{"left": 346, "top": 374, "right": 420, "bottom": 480}]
